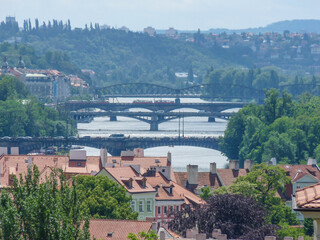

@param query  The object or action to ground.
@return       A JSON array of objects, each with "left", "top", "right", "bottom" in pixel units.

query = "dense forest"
[
  {"left": 0, "top": 75, "right": 76, "bottom": 137},
  {"left": 221, "top": 89, "right": 320, "bottom": 166}
]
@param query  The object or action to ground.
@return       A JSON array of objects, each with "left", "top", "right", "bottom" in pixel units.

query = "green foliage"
[
  {"left": 127, "top": 230, "right": 159, "bottom": 240},
  {"left": 200, "top": 186, "right": 212, "bottom": 200},
  {"left": 0, "top": 76, "right": 76, "bottom": 137},
  {"left": 277, "top": 223, "right": 312, "bottom": 240},
  {"left": 304, "top": 218, "right": 314, "bottom": 237},
  {"left": 0, "top": 165, "right": 90, "bottom": 240},
  {"left": 75, "top": 175, "right": 138, "bottom": 220},
  {"left": 221, "top": 89, "right": 320, "bottom": 164}
]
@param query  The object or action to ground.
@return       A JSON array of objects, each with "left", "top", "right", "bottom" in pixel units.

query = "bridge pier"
[
  {"left": 150, "top": 122, "right": 159, "bottom": 131},
  {"left": 110, "top": 116, "right": 117, "bottom": 121},
  {"left": 208, "top": 117, "right": 215, "bottom": 122}
]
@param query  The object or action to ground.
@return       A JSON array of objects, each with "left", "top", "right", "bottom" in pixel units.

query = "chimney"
[
  {"left": 155, "top": 166, "right": 171, "bottom": 181},
  {"left": 187, "top": 164, "right": 198, "bottom": 185},
  {"left": 264, "top": 237, "right": 276, "bottom": 240},
  {"left": 28, "top": 156, "right": 33, "bottom": 169},
  {"left": 229, "top": 160, "right": 239, "bottom": 170},
  {"left": 186, "top": 228, "right": 198, "bottom": 238},
  {"left": 167, "top": 151, "right": 172, "bottom": 165},
  {"left": 134, "top": 148, "right": 144, "bottom": 157},
  {"left": 195, "top": 233, "right": 206, "bottom": 240},
  {"left": 159, "top": 229, "right": 166, "bottom": 240},
  {"left": 244, "top": 159, "right": 253, "bottom": 171},
  {"left": 210, "top": 162, "right": 217, "bottom": 174},
  {"left": 307, "top": 158, "right": 317, "bottom": 166},
  {"left": 270, "top": 157, "right": 277, "bottom": 166},
  {"left": 212, "top": 229, "right": 221, "bottom": 238},
  {"left": 100, "top": 148, "right": 108, "bottom": 168}
]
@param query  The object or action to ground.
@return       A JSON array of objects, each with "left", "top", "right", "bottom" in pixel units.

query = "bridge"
[
  {"left": 70, "top": 111, "right": 233, "bottom": 130},
  {"left": 0, "top": 137, "right": 219, "bottom": 156},
  {"left": 64, "top": 101, "right": 246, "bottom": 113},
  {"left": 95, "top": 83, "right": 265, "bottom": 102}
]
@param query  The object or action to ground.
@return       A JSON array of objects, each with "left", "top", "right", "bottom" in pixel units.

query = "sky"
[{"left": 2, "top": 0, "right": 320, "bottom": 31}]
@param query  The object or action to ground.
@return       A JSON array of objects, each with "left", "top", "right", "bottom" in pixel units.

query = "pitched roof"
[
  {"left": 0, "top": 155, "right": 101, "bottom": 188},
  {"left": 295, "top": 182, "right": 320, "bottom": 209},
  {"left": 104, "top": 167, "right": 156, "bottom": 194},
  {"left": 107, "top": 156, "right": 171, "bottom": 176},
  {"left": 145, "top": 172, "right": 205, "bottom": 205},
  {"left": 279, "top": 165, "right": 320, "bottom": 182},
  {"left": 174, "top": 169, "right": 248, "bottom": 189},
  {"left": 89, "top": 219, "right": 153, "bottom": 240}
]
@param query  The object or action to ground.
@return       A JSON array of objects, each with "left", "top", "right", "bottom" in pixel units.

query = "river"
[{"left": 78, "top": 98, "right": 235, "bottom": 172}]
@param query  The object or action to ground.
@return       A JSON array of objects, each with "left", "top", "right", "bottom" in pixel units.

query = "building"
[
  {"left": 295, "top": 182, "right": 320, "bottom": 240},
  {"left": 0, "top": 150, "right": 101, "bottom": 188},
  {"left": 144, "top": 26, "right": 156, "bottom": 37},
  {"left": 174, "top": 160, "right": 251, "bottom": 195},
  {"left": 89, "top": 219, "right": 156, "bottom": 240},
  {"left": 96, "top": 166, "right": 157, "bottom": 221},
  {"left": 165, "top": 27, "right": 178, "bottom": 38},
  {"left": 144, "top": 168, "right": 204, "bottom": 228},
  {"left": 22, "top": 73, "right": 52, "bottom": 101}
]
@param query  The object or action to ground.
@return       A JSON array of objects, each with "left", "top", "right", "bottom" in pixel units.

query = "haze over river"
[{"left": 78, "top": 98, "right": 237, "bottom": 172}]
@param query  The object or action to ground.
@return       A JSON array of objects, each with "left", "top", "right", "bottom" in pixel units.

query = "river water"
[{"left": 78, "top": 98, "right": 235, "bottom": 172}]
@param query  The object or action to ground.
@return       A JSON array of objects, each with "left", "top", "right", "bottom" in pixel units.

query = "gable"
[{"left": 295, "top": 174, "right": 319, "bottom": 183}]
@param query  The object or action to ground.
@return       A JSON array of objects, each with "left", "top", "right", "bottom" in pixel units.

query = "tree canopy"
[{"left": 75, "top": 175, "right": 138, "bottom": 220}]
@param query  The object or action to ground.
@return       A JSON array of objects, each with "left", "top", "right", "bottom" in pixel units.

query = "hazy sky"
[{"left": 2, "top": 0, "right": 320, "bottom": 31}]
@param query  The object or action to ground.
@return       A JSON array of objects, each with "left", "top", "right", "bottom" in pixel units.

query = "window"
[
  {"left": 147, "top": 200, "right": 152, "bottom": 212},
  {"left": 131, "top": 201, "right": 136, "bottom": 212},
  {"left": 170, "top": 206, "right": 173, "bottom": 213},
  {"left": 164, "top": 206, "right": 167, "bottom": 214},
  {"left": 176, "top": 206, "right": 179, "bottom": 212},
  {"left": 158, "top": 206, "right": 161, "bottom": 214},
  {"left": 77, "top": 162, "right": 81, "bottom": 166},
  {"left": 139, "top": 200, "right": 144, "bottom": 212}
]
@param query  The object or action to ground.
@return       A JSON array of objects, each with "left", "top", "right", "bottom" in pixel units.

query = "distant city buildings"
[
  {"left": 0, "top": 56, "right": 73, "bottom": 102},
  {"left": 165, "top": 27, "right": 178, "bottom": 38},
  {"left": 144, "top": 26, "right": 156, "bottom": 37}
]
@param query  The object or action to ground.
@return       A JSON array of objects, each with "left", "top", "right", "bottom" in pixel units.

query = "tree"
[
  {"left": 75, "top": 175, "right": 138, "bottom": 220},
  {"left": 169, "top": 194, "right": 278, "bottom": 239},
  {"left": 0, "top": 165, "right": 90, "bottom": 240},
  {"left": 127, "top": 230, "right": 159, "bottom": 240},
  {"left": 200, "top": 186, "right": 212, "bottom": 200}
]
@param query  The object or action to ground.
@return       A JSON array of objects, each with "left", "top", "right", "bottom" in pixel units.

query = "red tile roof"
[
  {"left": 296, "top": 182, "right": 320, "bottom": 209},
  {"left": 279, "top": 165, "right": 320, "bottom": 182},
  {"left": 174, "top": 169, "right": 248, "bottom": 190},
  {"left": 145, "top": 172, "right": 205, "bottom": 205},
  {"left": 0, "top": 155, "right": 101, "bottom": 188},
  {"left": 104, "top": 167, "right": 156, "bottom": 194},
  {"left": 89, "top": 219, "right": 153, "bottom": 240}
]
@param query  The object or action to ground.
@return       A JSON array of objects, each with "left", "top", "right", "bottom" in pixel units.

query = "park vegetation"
[
  {"left": 0, "top": 75, "right": 76, "bottom": 137},
  {"left": 0, "top": 166, "right": 137, "bottom": 239},
  {"left": 221, "top": 89, "right": 320, "bottom": 165}
]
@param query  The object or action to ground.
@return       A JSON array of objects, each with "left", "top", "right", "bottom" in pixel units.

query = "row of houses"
[
  {"left": 1, "top": 147, "right": 320, "bottom": 238},
  {"left": 0, "top": 56, "right": 90, "bottom": 102}
]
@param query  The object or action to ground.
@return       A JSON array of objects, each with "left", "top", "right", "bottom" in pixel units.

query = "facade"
[
  {"left": 22, "top": 73, "right": 52, "bottom": 100},
  {"left": 97, "top": 167, "right": 157, "bottom": 221},
  {"left": 144, "top": 26, "right": 156, "bottom": 37}
]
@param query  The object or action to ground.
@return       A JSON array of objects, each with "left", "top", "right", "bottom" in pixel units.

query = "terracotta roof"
[
  {"left": 296, "top": 182, "right": 320, "bottom": 209},
  {"left": 279, "top": 165, "right": 320, "bottom": 182},
  {"left": 107, "top": 156, "right": 170, "bottom": 174},
  {"left": 0, "top": 155, "right": 101, "bottom": 188},
  {"left": 217, "top": 169, "right": 248, "bottom": 186},
  {"left": 146, "top": 172, "right": 204, "bottom": 205},
  {"left": 104, "top": 167, "right": 156, "bottom": 194},
  {"left": 174, "top": 169, "right": 248, "bottom": 189},
  {"left": 89, "top": 219, "right": 153, "bottom": 240}
]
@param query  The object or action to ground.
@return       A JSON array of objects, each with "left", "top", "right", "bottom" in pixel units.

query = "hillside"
[{"left": 209, "top": 19, "right": 320, "bottom": 34}]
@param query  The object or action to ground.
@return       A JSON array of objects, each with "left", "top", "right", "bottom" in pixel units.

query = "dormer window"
[
  {"left": 169, "top": 187, "right": 173, "bottom": 194},
  {"left": 106, "top": 232, "right": 113, "bottom": 237}
]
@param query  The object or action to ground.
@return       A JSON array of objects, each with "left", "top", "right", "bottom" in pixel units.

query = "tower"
[
  {"left": 1, "top": 56, "right": 9, "bottom": 73},
  {"left": 17, "top": 56, "right": 25, "bottom": 69}
]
